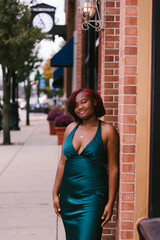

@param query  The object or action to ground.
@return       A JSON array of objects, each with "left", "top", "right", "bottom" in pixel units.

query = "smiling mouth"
[{"left": 79, "top": 110, "right": 86, "bottom": 114}]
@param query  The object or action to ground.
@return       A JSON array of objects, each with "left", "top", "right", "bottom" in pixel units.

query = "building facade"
[{"left": 62, "top": 0, "right": 158, "bottom": 239}]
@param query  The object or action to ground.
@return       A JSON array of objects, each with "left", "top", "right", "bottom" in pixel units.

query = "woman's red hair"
[{"left": 68, "top": 88, "right": 106, "bottom": 122}]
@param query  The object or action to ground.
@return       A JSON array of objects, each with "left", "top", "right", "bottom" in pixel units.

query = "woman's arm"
[
  {"left": 101, "top": 124, "right": 119, "bottom": 227},
  {"left": 52, "top": 122, "right": 77, "bottom": 217},
  {"left": 52, "top": 150, "right": 66, "bottom": 217}
]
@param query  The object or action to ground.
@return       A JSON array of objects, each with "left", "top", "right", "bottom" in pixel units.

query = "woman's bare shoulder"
[
  {"left": 63, "top": 121, "right": 78, "bottom": 138},
  {"left": 101, "top": 121, "right": 118, "bottom": 138}
]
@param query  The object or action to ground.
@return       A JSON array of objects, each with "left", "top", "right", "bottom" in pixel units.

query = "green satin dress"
[{"left": 60, "top": 120, "right": 108, "bottom": 240}]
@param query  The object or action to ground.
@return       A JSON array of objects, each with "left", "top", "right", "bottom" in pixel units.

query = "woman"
[{"left": 53, "top": 88, "right": 119, "bottom": 240}]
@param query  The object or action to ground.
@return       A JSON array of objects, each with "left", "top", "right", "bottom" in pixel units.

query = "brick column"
[
  {"left": 99, "top": 0, "right": 120, "bottom": 130},
  {"left": 75, "top": 0, "right": 85, "bottom": 89},
  {"left": 117, "top": 0, "right": 138, "bottom": 239},
  {"left": 100, "top": 1, "right": 120, "bottom": 240},
  {"left": 64, "top": 0, "right": 75, "bottom": 98}
]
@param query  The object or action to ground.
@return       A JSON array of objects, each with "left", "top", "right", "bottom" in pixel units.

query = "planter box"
[
  {"left": 55, "top": 126, "right": 66, "bottom": 145},
  {"left": 48, "top": 120, "right": 56, "bottom": 135}
]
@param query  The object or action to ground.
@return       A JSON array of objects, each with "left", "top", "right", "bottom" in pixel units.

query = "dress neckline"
[{"left": 71, "top": 120, "right": 101, "bottom": 156}]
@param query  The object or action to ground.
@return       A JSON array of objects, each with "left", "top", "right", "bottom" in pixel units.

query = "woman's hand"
[
  {"left": 101, "top": 203, "right": 113, "bottom": 227},
  {"left": 53, "top": 194, "right": 61, "bottom": 218}
]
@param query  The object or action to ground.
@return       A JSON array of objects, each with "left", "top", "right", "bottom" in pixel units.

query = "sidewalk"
[{"left": 0, "top": 113, "right": 65, "bottom": 240}]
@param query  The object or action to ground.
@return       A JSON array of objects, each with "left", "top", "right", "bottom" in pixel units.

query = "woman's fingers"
[
  {"left": 101, "top": 211, "right": 111, "bottom": 227},
  {"left": 54, "top": 204, "right": 61, "bottom": 218},
  {"left": 53, "top": 195, "right": 61, "bottom": 218},
  {"left": 101, "top": 206, "right": 112, "bottom": 227}
]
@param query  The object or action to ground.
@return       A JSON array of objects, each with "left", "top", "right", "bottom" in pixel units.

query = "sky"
[{"left": 0, "top": 0, "right": 66, "bottom": 82}]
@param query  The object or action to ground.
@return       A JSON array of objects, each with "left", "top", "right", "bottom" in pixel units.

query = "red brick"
[
  {"left": 105, "top": 69, "right": 114, "bottom": 75},
  {"left": 104, "top": 103, "right": 118, "bottom": 108},
  {"left": 106, "top": 2, "right": 115, "bottom": 8},
  {"left": 124, "top": 86, "right": 136, "bottom": 94},
  {"left": 106, "top": 36, "right": 119, "bottom": 42},
  {"left": 122, "top": 183, "right": 134, "bottom": 192},
  {"left": 126, "top": 0, "right": 138, "bottom": 5},
  {"left": 124, "top": 76, "right": 137, "bottom": 85},
  {"left": 125, "top": 27, "right": 137, "bottom": 36},
  {"left": 115, "top": 69, "right": 119, "bottom": 75},
  {"left": 104, "top": 115, "right": 118, "bottom": 122},
  {"left": 105, "top": 29, "right": 114, "bottom": 35},
  {"left": 121, "top": 230, "right": 134, "bottom": 239},
  {"left": 106, "top": 22, "right": 120, "bottom": 28},
  {"left": 106, "top": 9, "right": 120, "bottom": 15},
  {"left": 104, "top": 89, "right": 118, "bottom": 95},
  {"left": 105, "top": 76, "right": 119, "bottom": 82},
  {"left": 125, "top": 37, "right": 137, "bottom": 45},
  {"left": 106, "top": 109, "right": 113, "bottom": 115},
  {"left": 119, "top": 114, "right": 136, "bottom": 124},
  {"left": 124, "top": 56, "right": 137, "bottom": 65},
  {"left": 105, "top": 42, "right": 115, "bottom": 48},
  {"left": 105, "top": 63, "right": 119, "bottom": 68},
  {"left": 116, "top": 16, "right": 120, "bottom": 21},
  {"left": 125, "top": 7, "right": 138, "bottom": 16},
  {"left": 121, "top": 212, "right": 134, "bottom": 220},
  {"left": 122, "top": 202, "right": 134, "bottom": 211},
  {"left": 103, "top": 95, "right": 113, "bottom": 102},
  {"left": 105, "top": 56, "right": 114, "bottom": 62},
  {"left": 122, "top": 164, "right": 135, "bottom": 174},
  {"left": 122, "top": 193, "right": 134, "bottom": 201},
  {"left": 122, "top": 134, "right": 136, "bottom": 143},
  {"left": 104, "top": 221, "right": 117, "bottom": 228},
  {"left": 122, "top": 173, "right": 135, "bottom": 182},
  {"left": 125, "top": 16, "right": 138, "bottom": 25},
  {"left": 102, "top": 228, "right": 112, "bottom": 234},
  {"left": 119, "top": 105, "right": 136, "bottom": 114},
  {"left": 106, "top": 16, "right": 115, "bottom": 21},
  {"left": 115, "top": 56, "right": 119, "bottom": 61},
  {"left": 125, "top": 47, "right": 137, "bottom": 55},
  {"left": 121, "top": 154, "right": 135, "bottom": 163},
  {"left": 116, "top": 2, "right": 120, "bottom": 8},
  {"left": 121, "top": 221, "right": 134, "bottom": 230},
  {"left": 118, "top": 123, "right": 136, "bottom": 134},
  {"left": 118, "top": 95, "right": 136, "bottom": 104},
  {"left": 104, "top": 83, "right": 114, "bottom": 88},
  {"left": 122, "top": 145, "right": 135, "bottom": 153}
]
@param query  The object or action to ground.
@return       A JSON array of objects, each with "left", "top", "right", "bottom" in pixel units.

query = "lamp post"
[
  {"left": 36, "top": 70, "right": 40, "bottom": 107},
  {"left": 10, "top": 70, "right": 20, "bottom": 130}
]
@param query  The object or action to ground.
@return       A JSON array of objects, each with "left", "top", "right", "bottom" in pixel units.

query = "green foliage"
[
  {"left": 0, "top": 0, "right": 46, "bottom": 144},
  {"left": 0, "top": 0, "right": 45, "bottom": 71}
]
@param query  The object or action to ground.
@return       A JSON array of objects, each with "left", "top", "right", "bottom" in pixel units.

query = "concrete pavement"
[{"left": 0, "top": 112, "right": 65, "bottom": 240}]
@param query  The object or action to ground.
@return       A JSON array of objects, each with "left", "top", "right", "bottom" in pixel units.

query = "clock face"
[{"left": 33, "top": 13, "right": 53, "bottom": 33}]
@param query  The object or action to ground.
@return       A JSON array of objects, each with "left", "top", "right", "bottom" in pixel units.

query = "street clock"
[
  {"left": 32, "top": 13, "right": 54, "bottom": 33},
  {"left": 31, "top": 4, "right": 56, "bottom": 38}
]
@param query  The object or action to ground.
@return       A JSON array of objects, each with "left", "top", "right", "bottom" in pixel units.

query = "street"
[{"left": 0, "top": 110, "right": 65, "bottom": 240}]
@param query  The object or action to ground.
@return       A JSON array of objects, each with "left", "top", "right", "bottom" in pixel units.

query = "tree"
[
  {"left": 0, "top": 0, "right": 44, "bottom": 144},
  {"left": 17, "top": 49, "right": 42, "bottom": 126},
  {"left": 41, "top": 59, "right": 54, "bottom": 97}
]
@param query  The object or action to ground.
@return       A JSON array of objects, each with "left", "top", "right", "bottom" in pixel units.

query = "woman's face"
[{"left": 74, "top": 91, "right": 96, "bottom": 120}]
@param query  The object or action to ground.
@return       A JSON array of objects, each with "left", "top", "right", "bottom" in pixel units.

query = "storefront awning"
[
  {"left": 53, "top": 67, "right": 64, "bottom": 77},
  {"left": 50, "top": 37, "right": 73, "bottom": 67}
]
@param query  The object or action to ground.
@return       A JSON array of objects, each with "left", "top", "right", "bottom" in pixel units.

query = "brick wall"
[
  {"left": 75, "top": 0, "right": 85, "bottom": 89},
  {"left": 117, "top": 0, "right": 138, "bottom": 239},
  {"left": 99, "top": 1, "right": 120, "bottom": 239},
  {"left": 64, "top": 0, "right": 75, "bottom": 98},
  {"left": 99, "top": 0, "right": 120, "bottom": 130}
]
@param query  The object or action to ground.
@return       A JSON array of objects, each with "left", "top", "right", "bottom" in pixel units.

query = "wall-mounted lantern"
[{"left": 79, "top": 0, "right": 104, "bottom": 31}]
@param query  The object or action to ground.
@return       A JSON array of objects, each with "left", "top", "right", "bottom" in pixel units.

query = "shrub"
[
  {"left": 47, "top": 108, "right": 63, "bottom": 121},
  {"left": 54, "top": 114, "right": 74, "bottom": 127}
]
